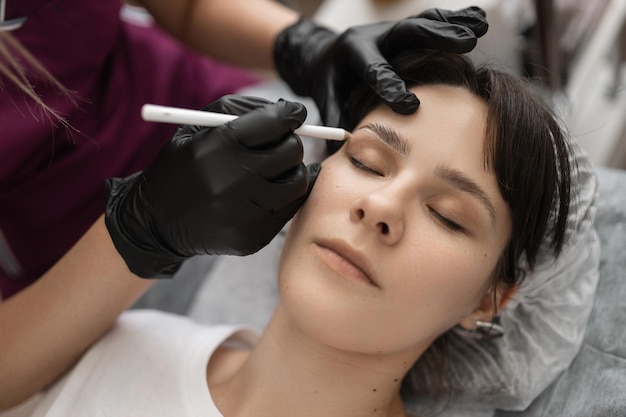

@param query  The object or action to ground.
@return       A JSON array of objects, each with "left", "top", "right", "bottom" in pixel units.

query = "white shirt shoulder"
[{"left": 2, "top": 310, "right": 257, "bottom": 417}]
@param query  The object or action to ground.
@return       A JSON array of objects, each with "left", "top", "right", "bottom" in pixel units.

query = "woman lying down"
[{"left": 5, "top": 51, "right": 573, "bottom": 417}]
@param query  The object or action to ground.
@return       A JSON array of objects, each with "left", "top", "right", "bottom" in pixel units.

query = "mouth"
[{"left": 314, "top": 239, "right": 379, "bottom": 288}]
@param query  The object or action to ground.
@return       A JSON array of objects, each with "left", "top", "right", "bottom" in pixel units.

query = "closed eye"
[
  {"left": 350, "top": 157, "right": 383, "bottom": 176},
  {"left": 428, "top": 207, "right": 465, "bottom": 233}
]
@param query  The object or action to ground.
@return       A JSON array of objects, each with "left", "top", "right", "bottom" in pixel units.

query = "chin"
[{"left": 278, "top": 271, "right": 412, "bottom": 355}]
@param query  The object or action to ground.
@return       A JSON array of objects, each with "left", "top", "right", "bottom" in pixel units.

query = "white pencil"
[{"left": 141, "top": 104, "right": 350, "bottom": 141}]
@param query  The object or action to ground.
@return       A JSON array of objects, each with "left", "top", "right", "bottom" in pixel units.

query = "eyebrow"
[
  {"left": 434, "top": 165, "right": 497, "bottom": 226},
  {"left": 357, "top": 123, "right": 410, "bottom": 156}
]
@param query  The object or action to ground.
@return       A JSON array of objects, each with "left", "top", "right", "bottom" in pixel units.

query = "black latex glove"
[
  {"left": 105, "top": 95, "right": 321, "bottom": 278},
  {"left": 274, "top": 6, "right": 488, "bottom": 129}
]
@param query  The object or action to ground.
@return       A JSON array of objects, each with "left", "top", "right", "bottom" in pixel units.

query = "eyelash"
[
  {"left": 428, "top": 207, "right": 465, "bottom": 233},
  {"left": 350, "top": 156, "right": 382, "bottom": 176},
  {"left": 350, "top": 156, "right": 465, "bottom": 233}
]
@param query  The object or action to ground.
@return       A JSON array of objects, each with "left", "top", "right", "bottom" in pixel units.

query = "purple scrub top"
[{"left": 0, "top": 0, "right": 259, "bottom": 297}]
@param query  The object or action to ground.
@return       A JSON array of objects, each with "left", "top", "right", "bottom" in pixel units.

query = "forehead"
[
  {"left": 409, "top": 84, "right": 487, "bottom": 119},
  {"left": 356, "top": 84, "right": 489, "bottom": 157}
]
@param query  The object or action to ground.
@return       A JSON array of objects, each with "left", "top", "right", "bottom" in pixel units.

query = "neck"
[{"left": 211, "top": 303, "right": 424, "bottom": 417}]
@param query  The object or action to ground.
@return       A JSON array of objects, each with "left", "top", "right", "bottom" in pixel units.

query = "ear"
[{"left": 458, "top": 285, "right": 517, "bottom": 330}]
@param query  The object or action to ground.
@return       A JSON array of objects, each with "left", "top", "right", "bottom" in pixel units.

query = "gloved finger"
[
  {"left": 236, "top": 212, "right": 295, "bottom": 255},
  {"left": 179, "top": 95, "right": 274, "bottom": 135},
  {"left": 417, "top": 6, "right": 488, "bottom": 38},
  {"left": 248, "top": 163, "right": 309, "bottom": 212},
  {"left": 225, "top": 99, "right": 307, "bottom": 149},
  {"left": 343, "top": 42, "right": 419, "bottom": 114},
  {"left": 383, "top": 18, "right": 482, "bottom": 54},
  {"left": 203, "top": 94, "right": 273, "bottom": 116},
  {"left": 239, "top": 133, "right": 304, "bottom": 179},
  {"left": 305, "top": 162, "right": 321, "bottom": 196},
  {"left": 264, "top": 165, "right": 320, "bottom": 222}
]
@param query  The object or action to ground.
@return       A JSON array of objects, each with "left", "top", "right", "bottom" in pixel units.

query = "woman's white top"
[{"left": 2, "top": 310, "right": 257, "bottom": 417}]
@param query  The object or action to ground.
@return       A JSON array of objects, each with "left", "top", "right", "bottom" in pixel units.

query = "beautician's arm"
[
  {"left": 0, "top": 215, "right": 153, "bottom": 410},
  {"left": 136, "top": 0, "right": 297, "bottom": 69},
  {"left": 0, "top": 97, "right": 315, "bottom": 410}
]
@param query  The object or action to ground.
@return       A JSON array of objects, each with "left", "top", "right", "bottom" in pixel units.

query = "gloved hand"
[
  {"left": 274, "top": 6, "right": 488, "bottom": 129},
  {"left": 105, "top": 95, "right": 321, "bottom": 278}
]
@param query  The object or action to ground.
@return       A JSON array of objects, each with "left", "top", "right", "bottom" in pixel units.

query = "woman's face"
[{"left": 279, "top": 84, "right": 512, "bottom": 355}]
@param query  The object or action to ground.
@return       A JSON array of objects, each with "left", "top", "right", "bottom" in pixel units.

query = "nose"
[{"left": 350, "top": 187, "right": 405, "bottom": 244}]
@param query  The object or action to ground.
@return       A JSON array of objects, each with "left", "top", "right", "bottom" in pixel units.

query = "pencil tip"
[{"left": 343, "top": 131, "right": 351, "bottom": 140}]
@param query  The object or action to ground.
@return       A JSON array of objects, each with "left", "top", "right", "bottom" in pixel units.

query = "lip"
[{"left": 315, "top": 238, "right": 379, "bottom": 288}]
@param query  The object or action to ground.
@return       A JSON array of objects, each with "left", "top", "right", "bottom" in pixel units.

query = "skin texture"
[{"left": 209, "top": 85, "right": 513, "bottom": 417}]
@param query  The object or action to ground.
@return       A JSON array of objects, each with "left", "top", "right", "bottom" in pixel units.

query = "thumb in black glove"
[
  {"left": 274, "top": 6, "right": 488, "bottom": 130},
  {"left": 105, "top": 95, "right": 321, "bottom": 278}
]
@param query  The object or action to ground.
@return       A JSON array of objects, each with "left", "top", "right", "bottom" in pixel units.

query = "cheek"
[
  {"left": 279, "top": 162, "right": 349, "bottom": 280},
  {"left": 381, "top": 240, "right": 499, "bottom": 335},
  {"left": 299, "top": 161, "right": 360, "bottom": 215}
]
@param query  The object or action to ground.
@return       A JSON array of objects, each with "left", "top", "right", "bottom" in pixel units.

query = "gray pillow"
[
  {"left": 404, "top": 141, "right": 600, "bottom": 416},
  {"left": 495, "top": 167, "right": 626, "bottom": 417}
]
